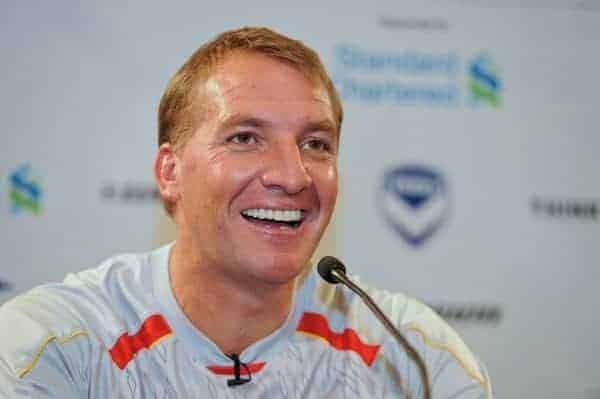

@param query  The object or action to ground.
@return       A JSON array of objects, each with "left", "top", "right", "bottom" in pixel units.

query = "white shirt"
[{"left": 0, "top": 245, "right": 493, "bottom": 398}]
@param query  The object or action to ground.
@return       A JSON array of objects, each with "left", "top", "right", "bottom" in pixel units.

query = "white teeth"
[
  {"left": 242, "top": 208, "right": 303, "bottom": 222},
  {"left": 274, "top": 210, "right": 283, "bottom": 220}
]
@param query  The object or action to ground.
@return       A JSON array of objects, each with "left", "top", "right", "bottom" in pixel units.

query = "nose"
[{"left": 260, "top": 139, "right": 312, "bottom": 194}]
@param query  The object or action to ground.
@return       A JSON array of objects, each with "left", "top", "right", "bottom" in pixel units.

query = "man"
[{"left": 0, "top": 27, "right": 493, "bottom": 398}]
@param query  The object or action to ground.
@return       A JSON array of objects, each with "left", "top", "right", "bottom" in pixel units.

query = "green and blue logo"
[
  {"left": 468, "top": 53, "right": 502, "bottom": 108},
  {"left": 9, "top": 164, "right": 43, "bottom": 215}
]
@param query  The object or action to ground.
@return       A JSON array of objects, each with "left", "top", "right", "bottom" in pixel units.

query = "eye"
[
  {"left": 301, "top": 138, "right": 333, "bottom": 153},
  {"left": 228, "top": 132, "right": 258, "bottom": 146}
]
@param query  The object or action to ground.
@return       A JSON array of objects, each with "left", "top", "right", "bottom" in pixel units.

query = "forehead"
[{"left": 198, "top": 52, "right": 335, "bottom": 126}]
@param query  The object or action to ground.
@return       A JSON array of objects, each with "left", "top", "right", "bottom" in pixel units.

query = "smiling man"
[
  {"left": 0, "top": 27, "right": 493, "bottom": 398},
  {"left": 156, "top": 34, "right": 340, "bottom": 357}
]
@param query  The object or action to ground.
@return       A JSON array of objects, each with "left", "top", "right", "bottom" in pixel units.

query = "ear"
[{"left": 154, "top": 143, "right": 181, "bottom": 207}]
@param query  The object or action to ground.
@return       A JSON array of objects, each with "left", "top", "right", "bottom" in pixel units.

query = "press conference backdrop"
[{"left": 2, "top": 1, "right": 599, "bottom": 397}]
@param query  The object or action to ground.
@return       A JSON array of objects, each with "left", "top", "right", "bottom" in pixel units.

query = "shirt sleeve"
[
  {"left": 427, "top": 347, "right": 494, "bottom": 398},
  {"left": 400, "top": 313, "right": 494, "bottom": 398},
  {"left": 366, "top": 286, "right": 494, "bottom": 398},
  {"left": 0, "top": 298, "right": 90, "bottom": 398}
]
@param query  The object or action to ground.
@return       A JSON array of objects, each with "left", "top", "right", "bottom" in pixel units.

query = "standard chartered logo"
[
  {"left": 9, "top": 164, "right": 43, "bottom": 215},
  {"left": 332, "top": 44, "right": 461, "bottom": 107},
  {"left": 332, "top": 44, "right": 503, "bottom": 109},
  {"left": 468, "top": 53, "right": 502, "bottom": 108}
]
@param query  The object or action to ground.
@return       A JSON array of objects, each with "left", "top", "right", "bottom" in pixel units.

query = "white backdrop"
[{"left": 2, "top": 1, "right": 599, "bottom": 397}]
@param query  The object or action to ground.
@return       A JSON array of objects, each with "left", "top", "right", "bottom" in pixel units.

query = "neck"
[{"left": 168, "top": 240, "right": 297, "bottom": 355}]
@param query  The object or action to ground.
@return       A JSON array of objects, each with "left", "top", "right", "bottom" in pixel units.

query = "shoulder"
[
  {"left": 0, "top": 247, "right": 164, "bottom": 382},
  {"left": 0, "top": 286, "right": 95, "bottom": 398},
  {"left": 366, "top": 284, "right": 490, "bottom": 389},
  {"left": 0, "top": 292, "right": 89, "bottom": 381},
  {"left": 310, "top": 272, "right": 492, "bottom": 396}
]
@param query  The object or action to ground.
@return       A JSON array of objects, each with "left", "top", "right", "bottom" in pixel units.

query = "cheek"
[
  {"left": 314, "top": 164, "right": 338, "bottom": 207},
  {"left": 204, "top": 156, "right": 258, "bottom": 194},
  {"left": 179, "top": 153, "right": 221, "bottom": 221},
  {"left": 180, "top": 163, "right": 211, "bottom": 220},
  {"left": 182, "top": 153, "right": 259, "bottom": 212}
]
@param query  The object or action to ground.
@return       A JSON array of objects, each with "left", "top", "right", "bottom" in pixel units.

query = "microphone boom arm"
[{"left": 330, "top": 269, "right": 431, "bottom": 399}]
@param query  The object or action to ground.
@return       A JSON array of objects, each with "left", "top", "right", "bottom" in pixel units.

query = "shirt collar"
[{"left": 151, "top": 243, "right": 315, "bottom": 365}]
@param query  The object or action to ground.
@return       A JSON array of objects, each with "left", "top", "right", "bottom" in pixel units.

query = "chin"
[{"left": 249, "top": 254, "right": 310, "bottom": 285}]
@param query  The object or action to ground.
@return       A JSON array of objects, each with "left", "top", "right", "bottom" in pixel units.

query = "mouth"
[{"left": 241, "top": 208, "right": 305, "bottom": 229}]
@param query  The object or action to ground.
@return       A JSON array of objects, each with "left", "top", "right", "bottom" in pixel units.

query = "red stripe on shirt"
[
  {"left": 206, "top": 362, "right": 266, "bottom": 376},
  {"left": 109, "top": 314, "right": 172, "bottom": 370},
  {"left": 296, "top": 312, "right": 381, "bottom": 367}
]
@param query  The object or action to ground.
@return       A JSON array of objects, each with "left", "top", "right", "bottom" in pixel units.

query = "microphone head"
[{"left": 317, "top": 256, "right": 347, "bottom": 284}]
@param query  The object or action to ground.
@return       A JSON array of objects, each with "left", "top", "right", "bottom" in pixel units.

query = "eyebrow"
[
  {"left": 220, "top": 114, "right": 338, "bottom": 136},
  {"left": 302, "top": 120, "right": 337, "bottom": 136},
  {"left": 220, "top": 115, "right": 267, "bottom": 130}
]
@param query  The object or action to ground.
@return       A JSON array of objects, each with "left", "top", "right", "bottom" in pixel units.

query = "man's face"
[{"left": 173, "top": 52, "right": 338, "bottom": 285}]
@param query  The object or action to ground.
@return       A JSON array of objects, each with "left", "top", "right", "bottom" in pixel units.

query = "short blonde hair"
[
  {"left": 159, "top": 26, "right": 342, "bottom": 148},
  {"left": 157, "top": 26, "right": 343, "bottom": 215}
]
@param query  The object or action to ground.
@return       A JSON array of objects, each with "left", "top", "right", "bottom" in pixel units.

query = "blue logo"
[
  {"left": 378, "top": 165, "right": 450, "bottom": 247},
  {"left": 468, "top": 53, "right": 501, "bottom": 108},
  {"left": 332, "top": 44, "right": 461, "bottom": 107},
  {"left": 9, "top": 164, "right": 43, "bottom": 215}
]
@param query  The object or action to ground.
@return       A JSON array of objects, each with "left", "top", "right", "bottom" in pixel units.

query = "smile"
[{"left": 241, "top": 208, "right": 305, "bottom": 228}]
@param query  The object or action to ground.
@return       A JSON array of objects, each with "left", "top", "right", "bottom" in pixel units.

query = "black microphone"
[
  {"left": 226, "top": 353, "right": 252, "bottom": 387},
  {"left": 317, "top": 255, "right": 347, "bottom": 284},
  {"left": 317, "top": 256, "right": 431, "bottom": 399}
]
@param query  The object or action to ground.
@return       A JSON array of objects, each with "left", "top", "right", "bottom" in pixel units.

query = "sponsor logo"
[
  {"left": 531, "top": 196, "right": 598, "bottom": 220},
  {"left": 378, "top": 16, "right": 450, "bottom": 31},
  {"left": 332, "top": 44, "right": 460, "bottom": 107},
  {"left": 378, "top": 164, "right": 450, "bottom": 247},
  {"left": 100, "top": 181, "right": 160, "bottom": 203},
  {"left": 430, "top": 303, "right": 503, "bottom": 325},
  {"left": 8, "top": 164, "right": 43, "bottom": 215},
  {"left": 331, "top": 44, "right": 502, "bottom": 109},
  {"left": 468, "top": 53, "right": 502, "bottom": 108}
]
